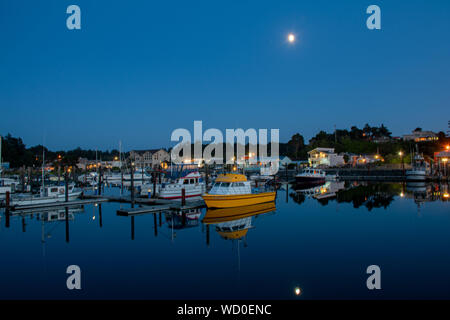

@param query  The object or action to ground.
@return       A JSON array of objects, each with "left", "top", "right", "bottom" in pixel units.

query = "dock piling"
[
  {"left": 181, "top": 188, "right": 186, "bottom": 206},
  {"left": 65, "top": 168, "right": 69, "bottom": 202}
]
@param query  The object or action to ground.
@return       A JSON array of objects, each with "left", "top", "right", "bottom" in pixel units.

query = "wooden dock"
[{"left": 117, "top": 200, "right": 205, "bottom": 216}]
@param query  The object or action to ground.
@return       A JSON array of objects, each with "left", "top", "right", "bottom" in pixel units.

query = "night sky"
[{"left": 1, "top": 0, "right": 449, "bottom": 151}]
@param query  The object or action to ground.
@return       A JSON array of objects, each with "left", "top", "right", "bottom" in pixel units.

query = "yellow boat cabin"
[{"left": 202, "top": 173, "right": 276, "bottom": 208}]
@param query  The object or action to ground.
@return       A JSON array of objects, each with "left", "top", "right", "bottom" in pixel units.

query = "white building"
[
  {"left": 403, "top": 130, "right": 438, "bottom": 142},
  {"left": 308, "top": 148, "right": 345, "bottom": 168}
]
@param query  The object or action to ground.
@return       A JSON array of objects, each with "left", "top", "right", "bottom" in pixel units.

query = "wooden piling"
[
  {"left": 153, "top": 213, "right": 158, "bottom": 237},
  {"left": 5, "top": 191, "right": 10, "bottom": 209},
  {"left": 152, "top": 172, "right": 157, "bottom": 199},
  {"left": 5, "top": 209, "right": 10, "bottom": 228},
  {"left": 130, "top": 166, "right": 135, "bottom": 207},
  {"left": 181, "top": 188, "right": 186, "bottom": 206},
  {"left": 65, "top": 168, "right": 69, "bottom": 202},
  {"left": 65, "top": 207, "right": 70, "bottom": 243},
  {"left": 28, "top": 167, "right": 32, "bottom": 190},
  {"left": 99, "top": 203, "right": 103, "bottom": 228},
  {"left": 98, "top": 166, "right": 102, "bottom": 196},
  {"left": 121, "top": 170, "right": 124, "bottom": 194}
]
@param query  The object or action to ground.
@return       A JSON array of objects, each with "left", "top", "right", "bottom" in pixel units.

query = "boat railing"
[{"left": 252, "top": 184, "right": 275, "bottom": 194}]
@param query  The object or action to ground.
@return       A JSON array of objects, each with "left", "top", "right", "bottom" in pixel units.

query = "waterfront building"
[
  {"left": 402, "top": 130, "right": 438, "bottom": 142},
  {"left": 129, "top": 149, "right": 170, "bottom": 169},
  {"left": 308, "top": 148, "right": 345, "bottom": 168},
  {"left": 77, "top": 158, "right": 121, "bottom": 170}
]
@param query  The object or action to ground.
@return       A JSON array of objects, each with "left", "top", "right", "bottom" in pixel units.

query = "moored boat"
[
  {"left": 406, "top": 147, "right": 430, "bottom": 182},
  {"left": 202, "top": 173, "right": 276, "bottom": 208},
  {"left": 294, "top": 168, "right": 326, "bottom": 187},
  {"left": 10, "top": 184, "right": 82, "bottom": 207},
  {"left": 158, "top": 171, "right": 205, "bottom": 200}
]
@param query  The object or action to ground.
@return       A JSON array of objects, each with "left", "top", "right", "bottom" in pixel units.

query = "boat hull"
[
  {"left": 159, "top": 184, "right": 205, "bottom": 200},
  {"left": 203, "top": 191, "right": 276, "bottom": 208},
  {"left": 406, "top": 170, "right": 427, "bottom": 181},
  {"left": 10, "top": 191, "right": 82, "bottom": 207}
]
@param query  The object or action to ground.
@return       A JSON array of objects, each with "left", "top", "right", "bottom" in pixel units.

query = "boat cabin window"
[
  {"left": 220, "top": 182, "right": 230, "bottom": 187},
  {"left": 183, "top": 179, "right": 189, "bottom": 184},
  {"left": 50, "top": 187, "right": 58, "bottom": 193}
]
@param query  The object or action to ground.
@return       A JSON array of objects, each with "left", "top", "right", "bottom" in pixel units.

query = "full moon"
[{"left": 288, "top": 33, "right": 295, "bottom": 43}]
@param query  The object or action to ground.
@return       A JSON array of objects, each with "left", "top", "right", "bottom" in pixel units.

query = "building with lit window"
[
  {"left": 129, "top": 149, "right": 170, "bottom": 168},
  {"left": 402, "top": 130, "right": 438, "bottom": 142},
  {"left": 308, "top": 148, "right": 345, "bottom": 168}
]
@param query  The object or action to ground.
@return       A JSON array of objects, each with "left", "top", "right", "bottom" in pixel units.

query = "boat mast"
[
  {"left": 119, "top": 140, "right": 122, "bottom": 170},
  {"left": 42, "top": 144, "right": 45, "bottom": 191}
]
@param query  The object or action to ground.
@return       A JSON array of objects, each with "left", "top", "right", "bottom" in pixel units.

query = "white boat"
[
  {"left": 122, "top": 169, "right": 152, "bottom": 183},
  {"left": 1, "top": 177, "right": 18, "bottom": 195},
  {"left": 406, "top": 148, "right": 429, "bottom": 182},
  {"left": 103, "top": 172, "right": 122, "bottom": 184},
  {"left": 10, "top": 184, "right": 82, "bottom": 207},
  {"left": 77, "top": 172, "right": 98, "bottom": 185},
  {"left": 0, "top": 183, "right": 11, "bottom": 195},
  {"left": 140, "top": 183, "right": 161, "bottom": 197},
  {"left": 159, "top": 171, "right": 205, "bottom": 200}
]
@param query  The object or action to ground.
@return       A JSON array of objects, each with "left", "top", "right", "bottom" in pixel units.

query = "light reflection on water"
[{"left": 0, "top": 181, "right": 449, "bottom": 299}]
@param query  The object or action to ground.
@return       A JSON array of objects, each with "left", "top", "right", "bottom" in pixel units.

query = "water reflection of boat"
[
  {"left": 165, "top": 208, "right": 202, "bottom": 229},
  {"left": 39, "top": 206, "right": 84, "bottom": 222},
  {"left": 293, "top": 181, "right": 345, "bottom": 200},
  {"left": 406, "top": 182, "right": 427, "bottom": 193},
  {"left": 203, "top": 202, "right": 276, "bottom": 240}
]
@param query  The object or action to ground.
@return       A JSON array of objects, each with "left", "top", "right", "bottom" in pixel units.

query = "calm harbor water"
[{"left": 0, "top": 181, "right": 449, "bottom": 300}]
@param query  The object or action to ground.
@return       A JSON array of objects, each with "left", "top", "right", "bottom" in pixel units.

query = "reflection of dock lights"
[
  {"left": 294, "top": 287, "right": 302, "bottom": 296},
  {"left": 444, "top": 193, "right": 449, "bottom": 198},
  {"left": 400, "top": 192, "right": 404, "bottom": 197},
  {"left": 398, "top": 151, "right": 403, "bottom": 157},
  {"left": 442, "top": 158, "right": 448, "bottom": 163},
  {"left": 446, "top": 145, "right": 450, "bottom": 151}
]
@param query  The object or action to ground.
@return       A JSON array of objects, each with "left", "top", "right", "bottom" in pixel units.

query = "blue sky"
[{"left": 0, "top": 0, "right": 449, "bottom": 151}]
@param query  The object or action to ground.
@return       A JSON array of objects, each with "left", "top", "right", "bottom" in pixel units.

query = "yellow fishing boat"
[{"left": 202, "top": 173, "right": 276, "bottom": 208}]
